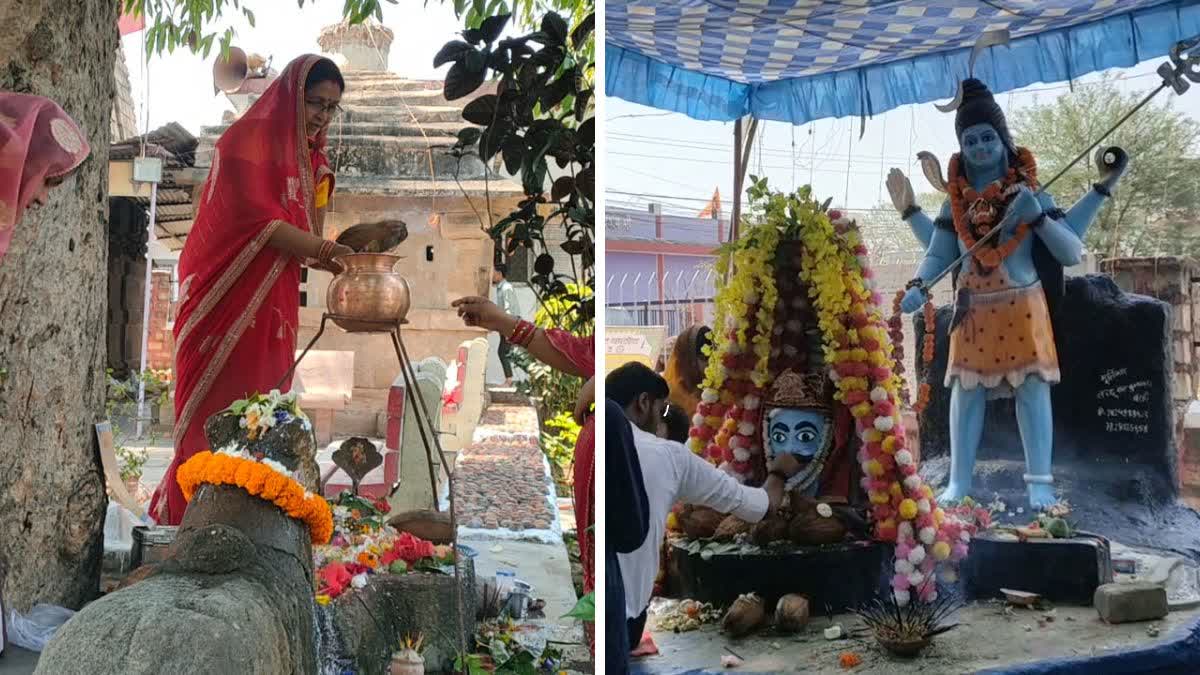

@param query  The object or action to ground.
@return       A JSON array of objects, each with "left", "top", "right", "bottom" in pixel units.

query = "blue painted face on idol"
[
  {"left": 767, "top": 408, "right": 826, "bottom": 461},
  {"left": 960, "top": 122, "right": 1007, "bottom": 177}
]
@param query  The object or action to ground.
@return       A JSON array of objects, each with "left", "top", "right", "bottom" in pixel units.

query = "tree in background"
[{"left": 1011, "top": 78, "right": 1200, "bottom": 258}]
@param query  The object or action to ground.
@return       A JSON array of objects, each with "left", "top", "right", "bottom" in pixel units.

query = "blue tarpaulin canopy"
[{"left": 606, "top": 0, "right": 1200, "bottom": 125}]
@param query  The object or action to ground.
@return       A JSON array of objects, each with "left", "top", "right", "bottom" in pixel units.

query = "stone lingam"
[
  {"left": 36, "top": 392, "right": 476, "bottom": 675},
  {"left": 665, "top": 203, "right": 927, "bottom": 615}
]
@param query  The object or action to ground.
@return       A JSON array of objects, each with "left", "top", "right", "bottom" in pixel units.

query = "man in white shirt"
[
  {"left": 492, "top": 263, "right": 519, "bottom": 386},
  {"left": 607, "top": 362, "right": 799, "bottom": 649}
]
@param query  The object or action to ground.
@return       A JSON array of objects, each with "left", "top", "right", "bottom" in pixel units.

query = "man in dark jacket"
[{"left": 606, "top": 399, "right": 650, "bottom": 675}]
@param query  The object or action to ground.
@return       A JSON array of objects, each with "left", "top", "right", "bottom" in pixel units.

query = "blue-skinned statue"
[{"left": 887, "top": 79, "right": 1128, "bottom": 510}]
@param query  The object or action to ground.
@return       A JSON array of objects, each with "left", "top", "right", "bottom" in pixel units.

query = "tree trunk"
[{"left": 0, "top": 0, "right": 116, "bottom": 611}]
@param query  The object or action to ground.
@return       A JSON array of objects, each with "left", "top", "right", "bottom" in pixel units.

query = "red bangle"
[
  {"left": 317, "top": 240, "right": 335, "bottom": 263},
  {"left": 509, "top": 320, "right": 536, "bottom": 347}
]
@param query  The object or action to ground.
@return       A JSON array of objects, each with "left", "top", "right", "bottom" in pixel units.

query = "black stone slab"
[
  {"left": 668, "top": 540, "right": 889, "bottom": 613},
  {"left": 913, "top": 275, "right": 1200, "bottom": 560},
  {"left": 961, "top": 530, "right": 1114, "bottom": 605}
]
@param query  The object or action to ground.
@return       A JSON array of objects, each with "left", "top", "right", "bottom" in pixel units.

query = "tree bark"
[{"left": 0, "top": 0, "right": 116, "bottom": 611}]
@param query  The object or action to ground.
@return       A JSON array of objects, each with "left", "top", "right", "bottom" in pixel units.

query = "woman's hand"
[
  {"left": 451, "top": 296, "right": 516, "bottom": 334},
  {"left": 311, "top": 243, "right": 353, "bottom": 274},
  {"left": 573, "top": 376, "right": 595, "bottom": 425}
]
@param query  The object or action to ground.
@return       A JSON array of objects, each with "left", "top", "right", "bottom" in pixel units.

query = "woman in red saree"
[
  {"left": 450, "top": 296, "right": 596, "bottom": 627},
  {"left": 150, "top": 55, "right": 353, "bottom": 525},
  {"left": 0, "top": 93, "right": 91, "bottom": 268}
]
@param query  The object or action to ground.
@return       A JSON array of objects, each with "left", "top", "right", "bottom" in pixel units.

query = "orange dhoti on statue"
[{"left": 945, "top": 267, "right": 1060, "bottom": 399}]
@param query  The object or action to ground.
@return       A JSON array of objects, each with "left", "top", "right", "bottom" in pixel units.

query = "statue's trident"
[{"left": 916, "top": 33, "right": 1200, "bottom": 293}]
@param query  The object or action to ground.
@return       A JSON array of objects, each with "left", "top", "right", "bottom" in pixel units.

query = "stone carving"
[
  {"left": 38, "top": 397, "right": 476, "bottom": 674},
  {"left": 760, "top": 370, "right": 835, "bottom": 495},
  {"left": 392, "top": 371, "right": 446, "bottom": 512},
  {"left": 36, "top": 410, "right": 322, "bottom": 675},
  {"left": 332, "top": 436, "right": 383, "bottom": 495}
]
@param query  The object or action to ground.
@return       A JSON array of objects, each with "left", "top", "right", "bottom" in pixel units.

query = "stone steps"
[
  {"left": 325, "top": 138, "right": 493, "bottom": 180},
  {"left": 334, "top": 175, "right": 523, "bottom": 197},
  {"left": 341, "top": 105, "right": 464, "bottom": 124},
  {"left": 328, "top": 121, "right": 463, "bottom": 137}
]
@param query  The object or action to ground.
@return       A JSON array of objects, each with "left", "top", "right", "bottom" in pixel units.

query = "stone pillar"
[
  {"left": 390, "top": 370, "right": 446, "bottom": 512},
  {"left": 317, "top": 20, "right": 394, "bottom": 72}
]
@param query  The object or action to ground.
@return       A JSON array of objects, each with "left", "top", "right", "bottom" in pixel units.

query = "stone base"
[
  {"left": 326, "top": 558, "right": 478, "bottom": 674},
  {"left": 669, "top": 539, "right": 888, "bottom": 612},
  {"left": 963, "top": 530, "right": 1114, "bottom": 605}
]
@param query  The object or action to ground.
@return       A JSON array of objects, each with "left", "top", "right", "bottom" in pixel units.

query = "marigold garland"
[
  {"left": 685, "top": 183, "right": 977, "bottom": 605},
  {"left": 947, "top": 147, "right": 1038, "bottom": 270},
  {"left": 178, "top": 450, "right": 334, "bottom": 544},
  {"left": 797, "top": 200, "right": 975, "bottom": 606},
  {"left": 688, "top": 220, "right": 781, "bottom": 479}
]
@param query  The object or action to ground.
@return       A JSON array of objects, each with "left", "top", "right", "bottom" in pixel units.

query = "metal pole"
[{"left": 135, "top": 182, "right": 158, "bottom": 439}]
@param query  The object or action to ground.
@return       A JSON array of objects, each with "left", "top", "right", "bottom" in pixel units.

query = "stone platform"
[
  {"left": 962, "top": 531, "right": 1113, "bottom": 606},
  {"left": 914, "top": 276, "right": 1200, "bottom": 559},
  {"left": 631, "top": 602, "right": 1200, "bottom": 674},
  {"left": 668, "top": 539, "right": 888, "bottom": 613}
]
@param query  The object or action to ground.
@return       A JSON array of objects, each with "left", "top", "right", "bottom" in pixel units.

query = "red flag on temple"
[
  {"left": 697, "top": 187, "right": 721, "bottom": 219},
  {"left": 119, "top": 11, "right": 146, "bottom": 36}
]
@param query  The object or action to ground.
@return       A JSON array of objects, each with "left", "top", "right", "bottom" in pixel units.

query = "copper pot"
[{"left": 326, "top": 253, "right": 411, "bottom": 332}]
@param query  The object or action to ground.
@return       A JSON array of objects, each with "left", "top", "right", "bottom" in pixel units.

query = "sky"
[
  {"left": 120, "top": 2, "right": 466, "bottom": 136},
  {"left": 605, "top": 58, "right": 1200, "bottom": 219}
]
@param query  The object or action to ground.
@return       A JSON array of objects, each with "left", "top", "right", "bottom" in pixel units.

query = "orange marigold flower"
[
  {"left": 839, "top": 652, "right": 862, "bottom": 668},
  {"left": 177, "top": 450, "right": 333, "bottom": 544}
]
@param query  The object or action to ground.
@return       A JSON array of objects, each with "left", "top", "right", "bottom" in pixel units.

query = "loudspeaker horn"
[{"left": 212, "top": 46, "right": 249, "bottom": 95}]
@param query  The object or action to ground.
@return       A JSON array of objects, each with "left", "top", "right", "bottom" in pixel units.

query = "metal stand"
[{"left": 279, "top": 313, "right": 466, "bottom": 655}]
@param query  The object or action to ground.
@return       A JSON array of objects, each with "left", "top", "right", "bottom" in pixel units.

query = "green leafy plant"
[
  {"left": 562, "top": 591, "right": 593, "bottom": 622},
  {"left": 539, "top": 411, "right": 578, "bottom": 490},
  {"left": 437, "top": 10, "right": 595, "bottom": 324},
  {"left": 125, "top": 0, "right": 398, "bottom": 58}
]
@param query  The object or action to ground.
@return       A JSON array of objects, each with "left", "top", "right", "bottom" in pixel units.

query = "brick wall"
[{"left": 146, "top": 269, "right": 174, "bottom": 371}]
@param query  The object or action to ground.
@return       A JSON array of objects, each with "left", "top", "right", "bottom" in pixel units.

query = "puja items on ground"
[
  {"left": 315, "top": 492, "right": 455, "bottom": 602},
  {"left": 650, "top": 598, "right": 722, "bottom": 633}
]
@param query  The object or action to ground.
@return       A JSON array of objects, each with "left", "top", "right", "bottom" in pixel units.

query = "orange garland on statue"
[
  {"left": 946, "top": 147, "right": 1038, "bottom": 270},
  {"left": 177, "top": 450, "right": 334, "bottom": 544}
]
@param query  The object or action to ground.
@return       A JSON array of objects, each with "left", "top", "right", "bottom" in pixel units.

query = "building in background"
[{"left": 605, "top": 203, "right": 722, "bottom": 336}]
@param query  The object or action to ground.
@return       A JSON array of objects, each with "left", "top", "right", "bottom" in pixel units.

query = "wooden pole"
[{"left": 731, "top": 118, "right": 743, "bottom": 243}]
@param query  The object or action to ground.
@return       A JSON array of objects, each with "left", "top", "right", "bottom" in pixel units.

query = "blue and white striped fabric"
[{"left": 606, "top": 0, "right": 1200, "bottom": 124}]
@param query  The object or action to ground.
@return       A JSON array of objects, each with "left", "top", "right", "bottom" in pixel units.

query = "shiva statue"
[{"left": 886, "top": 78, "right": 1128, "bottom": 510}]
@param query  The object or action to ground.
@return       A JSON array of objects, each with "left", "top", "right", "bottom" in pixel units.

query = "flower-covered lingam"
[{"left": 679, "top": 181, "right": 978, "bottom": 605}]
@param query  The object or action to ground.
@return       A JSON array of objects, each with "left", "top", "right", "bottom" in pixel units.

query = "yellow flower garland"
[
  {"left": 178, "top": 450, "right": 334, "bottom": 545},
  {"left": 689, "top": 220, "right": 780, "bottom": 473}
]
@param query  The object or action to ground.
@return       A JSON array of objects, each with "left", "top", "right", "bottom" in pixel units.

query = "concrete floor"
[
  {"left": 631, "top": 602, "right": 1200, "bottom": 674},
  {"left": 0, "top": 645, "right": 39, "bottom": 675},
  {"left": 464, "top": 535, "right": 585, "bottom": 645}
]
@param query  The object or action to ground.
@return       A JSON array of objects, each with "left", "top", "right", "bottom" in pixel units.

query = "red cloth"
[
  {"left": 149, "top": 55, "right": 335, "bottom": 525},
  {"left": 543, "top": 329, "right": 595, "bottom": 649},
  {"left": 0, "top": 94, "right": 90, "bottom": 267}
]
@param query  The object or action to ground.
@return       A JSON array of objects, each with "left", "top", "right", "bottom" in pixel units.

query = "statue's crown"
[{"left": 764, "top": 369, "right": 830, "bottom": 411}]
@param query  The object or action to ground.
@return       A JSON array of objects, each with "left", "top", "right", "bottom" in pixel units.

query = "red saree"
[
  {"left": 150, "top": 55, "right": 336, "bottom": 525},
  {"left": 544, "top": 329, "right": 595, "bottom": 650}
]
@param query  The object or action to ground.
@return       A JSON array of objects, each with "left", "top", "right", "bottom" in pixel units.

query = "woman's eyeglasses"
[{"left": 305, "top": 99, "right": 343, "bottom": 116}]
